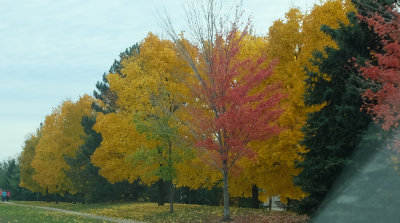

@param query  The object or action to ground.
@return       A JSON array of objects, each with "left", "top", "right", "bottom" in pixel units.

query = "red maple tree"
[
  {"left": 359, "top": 6, "right": 400, "bottom": 131},
  {"left": 187, "top": 27, "right": 285, "bottom": 220}
]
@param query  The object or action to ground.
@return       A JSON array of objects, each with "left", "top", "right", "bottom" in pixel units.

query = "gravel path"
[{"left": 3, "top": 202, "right": 146, "bottom": 223}]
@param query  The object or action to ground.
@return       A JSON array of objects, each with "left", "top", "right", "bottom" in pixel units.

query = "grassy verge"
[
  {"left": 16, "top": 201, "right": 308, "bottom": 223},
  {"left": 0, "top": 202, "right": 110, "bottom": 223}
]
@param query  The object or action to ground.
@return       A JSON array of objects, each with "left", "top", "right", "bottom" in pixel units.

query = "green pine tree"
[
  {"left": 0, "top": 158, "right": 37, "bottom": 201},
  {"left": 65, "top": 116, "right": 111, "bottom": 203},
  {"left": 65, "top": 116, "right": 146, "bottom": 203},
  {"left": 293, "top": 7, "right": 386, "bottom": 215},
  {"left": 66, "top": 44, "right": 145, "bottom": 203}
]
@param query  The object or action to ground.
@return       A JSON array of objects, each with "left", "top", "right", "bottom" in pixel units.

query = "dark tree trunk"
[
  {"left": 268, "top": 197, "right": 272, "bottom": 210},
  {"left": 251, "top": 184, "right": 259, "bottom": 209},
  {"left": 169, "top": 181, "right": 174, "bottom": 213},
  {"left": 46, "top": 188, "right": 49, "bottom": 202},
  {"left": 168, "top": 142, "right": 174, "bottom": 213},
  {"left": 222, "top": 169, "right": 230, "bottom": 221},
  {"left": 158, "top": 179, "right": 165, "bottom": 206}
]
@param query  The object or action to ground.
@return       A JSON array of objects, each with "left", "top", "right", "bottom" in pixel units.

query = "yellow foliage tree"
[
  {"left": 31, "top": 95, "right": 94, "bottom": 195},
  {"left": 91, "top": 34, "right": 213, "bottom": 210},
  {"left": 19, "top": 127, "right": 45, "bottom": 194},
  {"left": 92, "top": 33, "right": 181, "bottom": 185}
]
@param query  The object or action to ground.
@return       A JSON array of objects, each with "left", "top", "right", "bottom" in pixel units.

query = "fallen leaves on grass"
[
  {"left": 86, "top": 203, "right": 308, "bottom": 223},
  {"left": 17, "top": 201, "right": 308, "bottom": 223}
]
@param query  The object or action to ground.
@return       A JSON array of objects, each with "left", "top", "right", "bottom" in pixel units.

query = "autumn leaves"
[{"left": 18, "top": 0, "right": 400, "bottom": 220}]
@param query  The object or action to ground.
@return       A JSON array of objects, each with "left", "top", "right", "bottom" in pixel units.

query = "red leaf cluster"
[
  {"left": 359, "top": 7, "right": 400, "bottom": 131},
  {"left": 192, "top": 28, "right": 285, "bottom": 171}
]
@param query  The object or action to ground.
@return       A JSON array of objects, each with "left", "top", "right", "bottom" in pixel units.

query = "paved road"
[
  {"left": 3, "top": 202, "right": 146, "bottom": 223},
  {"left": 313, "top": 149, "right": 400, "bottom": 223}
]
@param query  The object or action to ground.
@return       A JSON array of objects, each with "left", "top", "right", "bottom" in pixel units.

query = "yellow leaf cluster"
[
  {"left": 91, "top": 112, "right": 157, "bottom": 184},
  {"left": 108, "top": 33, "right": 190, "bottom": 114},
  {"left": 175, "top": 153, "right": 221, "bottom": 190},
  {"left": 301, "top": 0, "right": 355, "bottom": 69},
  {"left": 19, "top": 130, "right": 45, "bottom": 193}
]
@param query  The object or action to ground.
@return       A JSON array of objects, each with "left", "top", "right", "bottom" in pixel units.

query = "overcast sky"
[{"left": 0, "top": 0, "right": 319, "bottom": 161}]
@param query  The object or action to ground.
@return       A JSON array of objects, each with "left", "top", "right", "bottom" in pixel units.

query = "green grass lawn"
[
  {"left": 0, "top": 202, "right": 110, "bottom": 223},
  {"left": 15, "top": 201, "right": 309, "bottom": 223}
]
